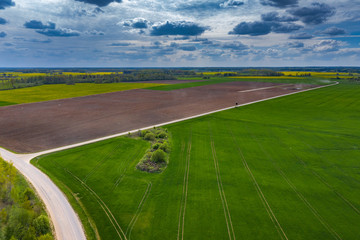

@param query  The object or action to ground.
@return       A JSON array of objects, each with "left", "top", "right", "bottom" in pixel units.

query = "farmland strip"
[
  {"left": 64, "top": 168, "right": 128, "bottom": 240},
  {"left": 126, "top": 181, "right": 152, "bottom": 239},
  {"left": 177, "top": 133, "right": 191, "bottom": 240},
  {"left": 248, "top": 127, "right": 342, "bottom": 240},
  {"left": 209, "top": 134, "right": 236, "bottom": 240},
  {"left": 229, "top": 130, "right": 288, "bottom": 240}
]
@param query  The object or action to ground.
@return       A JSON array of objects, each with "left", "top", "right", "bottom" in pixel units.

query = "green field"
[
  {"left": 0, "top": 82, "right": 165, "bottom": 106},
  {"left": 32, "top": 81, "right": 360, "bottom": 240},
  {"left": 148, "top": 76, "right": 333, "bottom": 91}
]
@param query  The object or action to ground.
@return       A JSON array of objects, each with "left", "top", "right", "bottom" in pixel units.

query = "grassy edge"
[{"left": 31, "top": 156, "right": 99, "bottom": 240}]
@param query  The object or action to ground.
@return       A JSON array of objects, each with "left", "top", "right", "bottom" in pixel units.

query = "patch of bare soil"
[{"left": 0, "top": 81, "right": 317, "bottom": 153}]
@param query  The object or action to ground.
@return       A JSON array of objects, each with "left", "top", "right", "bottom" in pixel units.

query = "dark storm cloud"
[
  {"left": 287, "top": 41, "right": 304, "bottom": 48},
  {"left": 0, "top": 32, "right": 6, "bottom": 37},
  {"left": 261, "top": 12, "right": 298, "bottom": 22},
  {"left": 0, "top": 0, "right": 15, "bottom": 10},
  {"left": 24, "top": 20, "right": 55, "bottom": 30},
  {"left": 74, "top": 0, "right": 121, "bottom": 7},
  {"left": 289, "top": 32, "right": 313, "bottom": 39},
  {"left": 288, "top": 3, "right": 335, "bottom": 25},
  {"left": 151, "top": 21, "right": 208, "bottom": 36},
  {"left": 36, "top": 29, "right": 80, "bottom": 37},
  {"left": 260, "top": 0, "right": 298, "bottom": 8},
  {"left": 320, "top": 27, "right": 346, "bottom": 36},
  {"left": 229, "top": 21, "right": 301, "bottom": 36},
  {"left": 0, "top": 17, "right": 7, "bottom": 24}
]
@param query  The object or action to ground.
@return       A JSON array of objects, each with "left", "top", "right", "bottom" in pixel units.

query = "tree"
[{"left": 33, "top": 215, "right": 51, "bottom": 236}]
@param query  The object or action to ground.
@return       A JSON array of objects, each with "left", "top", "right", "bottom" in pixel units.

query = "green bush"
[
  {"left": 144, "top": 132, "right": 155, "bottom": 141},
  {"left": 140, "top": 130, "right": 149, "bottom": 137},
  {"left": 156, "top": 131, "right": 167, "bottom": 139},
  {"left": 160, "top": 142, "right": 170, "bottom": 153},
  {"left": 38, "top": 233, "right": 53, "bottom": 240},
  {"left": 151, "top": 149, "right": 166, "bottom": 163},
  {"left": 152, "top": 143, "right": 160, "bottom": 150},
  {"left": 33, "top": 215, "right": 51, "bottom": 236}
]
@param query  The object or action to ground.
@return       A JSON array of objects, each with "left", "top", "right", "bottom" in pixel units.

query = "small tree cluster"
[{"left": 136, "top": 128, "right": 171, "bottom": 173}]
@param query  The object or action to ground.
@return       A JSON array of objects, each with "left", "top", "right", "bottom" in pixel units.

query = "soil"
[{"left": 0, "top": 81, "right": 317, "bottom": 153}]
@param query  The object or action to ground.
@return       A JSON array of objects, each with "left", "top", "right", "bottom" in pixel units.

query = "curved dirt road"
[{"left": 0, "top": 82, "right": 338, "bottom": 240}]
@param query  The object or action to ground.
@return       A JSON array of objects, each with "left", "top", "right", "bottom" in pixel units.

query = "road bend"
[{"left": 0, "top": 148, "right": 86, "bottom": 240}]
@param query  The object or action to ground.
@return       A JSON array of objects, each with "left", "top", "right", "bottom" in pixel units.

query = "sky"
[{"left": 0, "top": 0, "right": 359, "bottom": 67}]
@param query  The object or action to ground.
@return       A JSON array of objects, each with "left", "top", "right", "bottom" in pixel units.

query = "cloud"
[
  {"left": 108, "top": 42, "right": 133, "bottom": 47},
  {"left": 24, "top": 20, "right": 56, "bottom": 30},
  {"left": 86, "top": 30, "right": 104, "bottom": 35},
  {"left": 222, "top": 41, "right": 248, "bottom": 50},
  {"left": 179, "top": 45, "right": 197, "bottom": 51},
  {"left": 289, "top": 32, "right": 313, "bottom": 39},
  {"left": 0, "top": 32, "right": 6, "bottom": 38},
  {"left": 229, "top": 21, "right": 272, "bottom": 36},
  {"left": 320, "top": 27, "right": 346, "bottom": 36},
  {"left": 288, "top": 3, "right": 335, "bottom": 25},
  {"left": 261, "top": 12, "right": 297, "bottom": 22},
  {"left": 260, "top": 0, "right": 298, "bottom": 8},
  {"left": 0, "top": 0, "right": 15, "bottom": 10},
  {"left": 287, "top": 41, "right": 304, "bottom": 48},
  {"left": 313, "top": 40, "right": 344, "bottom": 52},
  {"left": 36, "top": 29, "right": 80, "bottom": 37},
  {"left": 220, "top": 0, "right": 244, "bottom": 8},
  {"left": 74, "top": 0, "right": 121, "bottom": 7},
  {"left": 229, "top": 21, "right": 301, "bottom": 35},
  {"left": 123, "top": 18, "right": 149, "bottom": 29},
  {"left": 151, "top": 21, "right": 208, "bottom": 36},
  {"left": 28, "top": 39, "right": 52, "bottom": 43},
  {"left": 271, "top": 22, "right": 302, "bottom": 33},
  {"left": 24, "top": 20, "right": 80, "bottom": 37},
  {"left": 0, "top": 17, "right": 7, "bottom": 24}
]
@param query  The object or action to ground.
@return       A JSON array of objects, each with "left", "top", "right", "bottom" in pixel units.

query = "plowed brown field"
[{"left": 0, "top": 81, "right": 316, "bottom": 153}]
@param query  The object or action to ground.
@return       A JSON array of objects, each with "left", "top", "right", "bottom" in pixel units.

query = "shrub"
[
  {"left": 151, "top": 149, "right": 166, "bottom": 163},
  {"left": 144, "top": 132, "right": 155, "bottom": 141},
  {"left": 160, "top": 142, "right": 170, "bottom": 153},
  {"left": 152, "top": 143, "right": 160, "bottom": 150},
  {"left": 38, "top": 234, "right": 53, "bottom": 240},
  {"left": 156, "top": 131, "right": 167, "bottom": 139},
  {"left": 33, "top": 215, "right": 51, "bottom": 236},
  {"left": 140, "top": 130, "right": 149, "bottom": 137}
]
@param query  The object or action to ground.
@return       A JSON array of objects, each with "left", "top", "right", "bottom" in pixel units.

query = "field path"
[
  {"left": 177, "top": 133, "right": 192, "bottom": 240},
  {"left": 0, "top": 81, "right": 338, "bottom": 240},
  {"left": 210, "top": 125, "right": 236, "bottom": 240}
]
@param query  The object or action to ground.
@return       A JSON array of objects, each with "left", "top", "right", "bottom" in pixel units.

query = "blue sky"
[{"left": 0, "top": 0, "right": 359, "bottom": 67}]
